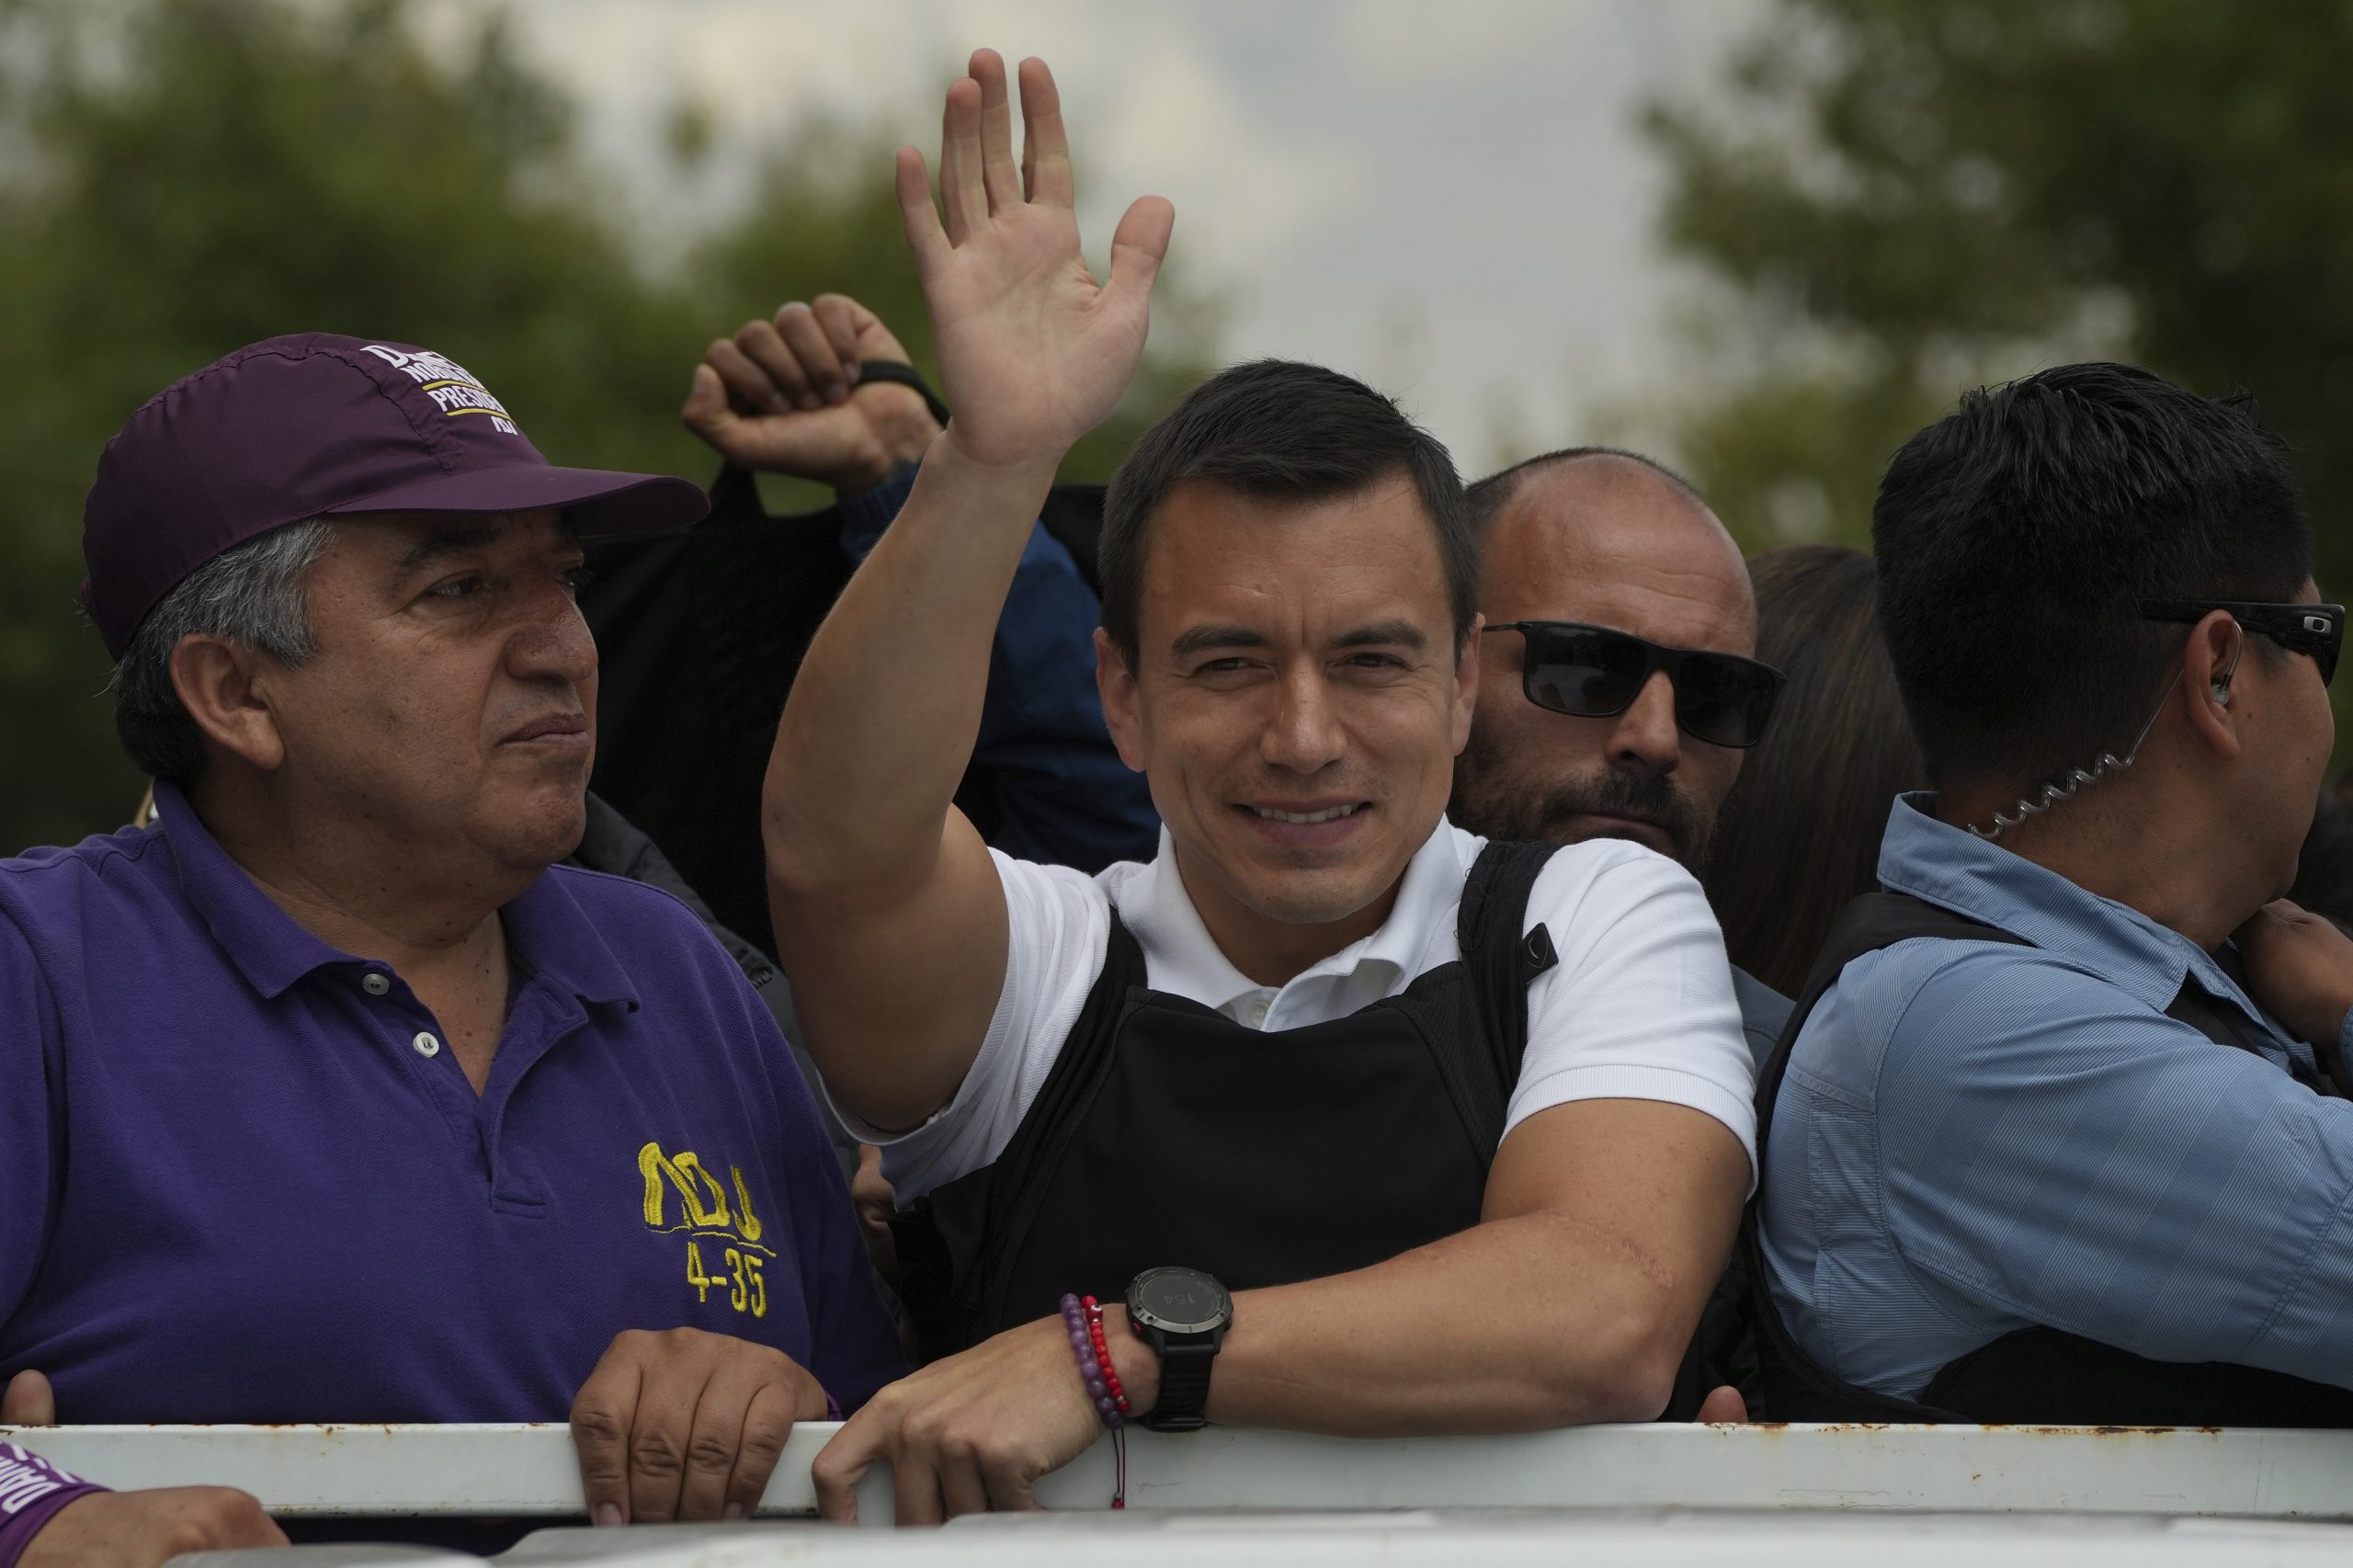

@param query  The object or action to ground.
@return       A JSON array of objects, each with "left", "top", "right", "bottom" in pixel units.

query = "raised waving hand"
[
  {"left": 762, "top": 51, "right": 1169, "bottom": 1142},
  {"left": 900, "top": 51, "right": 1173, "bottom": 469}
]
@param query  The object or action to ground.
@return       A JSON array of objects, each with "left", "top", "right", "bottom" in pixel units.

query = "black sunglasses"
[
  {"left": 1493, "top": 621, "right": 1788, "bottom": 749},
  {"left": 2139, "top": 600, "right": 2345, "bottom": 686}
]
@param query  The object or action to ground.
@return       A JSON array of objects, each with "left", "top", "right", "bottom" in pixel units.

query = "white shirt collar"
[{"left": 1112, "top": 817, "right": 1478, "bottom": 1017}]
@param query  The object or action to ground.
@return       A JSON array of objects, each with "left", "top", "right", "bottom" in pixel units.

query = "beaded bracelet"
[
  {"left": 1080, "top": 1296, "right": 1134, "bottom": 1420},
  {"left": 1058, "top": 1291, "right": 1129, "bottom": 1508}
]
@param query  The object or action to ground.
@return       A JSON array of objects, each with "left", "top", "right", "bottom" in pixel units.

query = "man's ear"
[
  {"left": 1094, "top": 627, "right": 1148, "bottom": 774},
  {"left": 1450, "top": 615, "right": 1483, "bottom": 756},
  {"left": 2177, "top": 612, "right": 2245, "bottom": 763},
  {"left": 170, "top": 634, "right": 289, "bottom": 774}
]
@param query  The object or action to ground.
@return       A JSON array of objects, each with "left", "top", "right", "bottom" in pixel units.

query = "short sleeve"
[
  {"left": 842, "top": 852, "right": 1110, "bottom": 1203},
  {"left": 1505, "top": 843, "right": 1758, "bottom": 1179},
  {"left": 0, "top": 1444, "right": 106, "bottom": 1566}
]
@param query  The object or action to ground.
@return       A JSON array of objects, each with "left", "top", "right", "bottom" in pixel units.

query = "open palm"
[{"left": 897, "top": 52, "right": 1174, "bottom": 468}]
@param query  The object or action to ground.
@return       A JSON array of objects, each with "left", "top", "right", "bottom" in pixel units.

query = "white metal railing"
[{"left": 7, "top": 1421, "right": 2353, "bottom": 1527}]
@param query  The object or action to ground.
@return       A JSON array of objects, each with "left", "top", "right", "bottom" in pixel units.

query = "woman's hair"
[{"left": 1702, "top": 545, "right": 1927, "bottom": 998}]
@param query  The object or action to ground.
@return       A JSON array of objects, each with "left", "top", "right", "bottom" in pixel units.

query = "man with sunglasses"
[
  {"left": 1450, "top": 449, "right": 1793, "bottom": 1062},
  {"left": 1753, "top": 361, "right": 2353, "bottom": 1423},
  {"left": 764, "top": 52, "right": 1758, "bottom": 1520}
]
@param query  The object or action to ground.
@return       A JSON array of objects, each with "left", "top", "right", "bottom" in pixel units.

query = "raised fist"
[{"left": 683, "top": 294, "right": 942, "bottom": 494}]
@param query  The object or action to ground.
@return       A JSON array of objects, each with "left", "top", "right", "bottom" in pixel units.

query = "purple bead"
[{"left": 1063, "top": 1286, "right": 1135, "bottom": 1431}]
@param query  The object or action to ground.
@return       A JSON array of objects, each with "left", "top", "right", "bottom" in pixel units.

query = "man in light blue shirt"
[{"left": 1758, "top": 361, "right": 2353, "bottom": 1420}]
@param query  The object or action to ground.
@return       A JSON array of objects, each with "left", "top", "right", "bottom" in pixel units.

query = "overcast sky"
[{"left": 431, "top": 0, "right": 1765, "bottom": 471}]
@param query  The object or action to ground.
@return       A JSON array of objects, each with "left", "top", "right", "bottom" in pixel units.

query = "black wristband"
[
  {"left": 1142, "top": 1341, "right": 1217, "bottom": 1432},
  {"left": 852, "top": 359, "right": 952, "bottom": 428}
]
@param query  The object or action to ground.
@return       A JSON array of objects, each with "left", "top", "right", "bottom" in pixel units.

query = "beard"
[{"left": 1451, "top": 728, "right": 1713, "bottom": 870}]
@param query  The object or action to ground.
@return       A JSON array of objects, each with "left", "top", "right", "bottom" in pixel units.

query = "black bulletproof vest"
[
  {"left": 892, "top": 841, "right": 1562, "bottom": 1363},
  {"left": 1746, "top": 891, "right": 2353, "bottom": 1426}
]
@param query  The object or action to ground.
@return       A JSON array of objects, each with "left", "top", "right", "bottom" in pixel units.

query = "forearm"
[
  {"left": 765, "top": 431, "right": 1063, "bottom": 905},
  {"left": 1102, "top": 1210, "right": 1705, "bottom": 1437}
]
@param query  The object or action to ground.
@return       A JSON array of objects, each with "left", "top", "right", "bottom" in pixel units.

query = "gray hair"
[{"left": 109, "top": 518, "right": 337, "bottom": 787}]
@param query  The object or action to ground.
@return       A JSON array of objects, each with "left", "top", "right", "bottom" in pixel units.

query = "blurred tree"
[
  {"left": 0, "top": 0, "right": 1216, "bottom": 853},
  {"left": 1640, "top": 2, "right": 2353, "bottom": 699}
]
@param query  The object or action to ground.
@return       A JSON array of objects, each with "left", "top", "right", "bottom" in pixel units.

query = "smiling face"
[
  {"left": 1097, "top": 477, "right": 1477, "bottom": 982},
  {"left": 258, "top": 507, "right": 599, "bottom": 876},
  {"left": 1452, "top": 457, "right": 1756, "bottom": 868}
]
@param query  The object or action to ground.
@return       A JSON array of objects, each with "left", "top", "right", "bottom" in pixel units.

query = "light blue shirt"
[
  {"left": 1733, "top": 966, "right": 1793, "bottom": 1072},
  {"left": 1762, "top": 792, "right": 2353, "bottom": 1399}
]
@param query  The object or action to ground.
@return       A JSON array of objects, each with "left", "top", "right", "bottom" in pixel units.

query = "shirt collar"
[
  {"left": 1118, "top": 818, "right": 1466, "bottom": 1011},
  {"left": 154, "top": 780, "right": 637, "bottom": 1011},
  {"left": 498, "top": 868, "right": 642, "bottom": 1013},
  {"left": 1877, "top": 790, "right": 2266, "bottom": 1024}
]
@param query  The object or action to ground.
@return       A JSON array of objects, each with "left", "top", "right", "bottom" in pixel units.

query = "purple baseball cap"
[{"left": 80, "top": 332, "right": 709, "bottom": 657}]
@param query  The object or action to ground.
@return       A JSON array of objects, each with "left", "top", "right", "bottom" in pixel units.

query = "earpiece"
[{"left": 2212, "top": 639, "right": 2244, "bottom": 708}]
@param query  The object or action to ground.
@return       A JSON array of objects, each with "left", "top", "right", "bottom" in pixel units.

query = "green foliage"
[
  {"left": 1644, "top": 0, "right": 2353, "bottom": 544},
  {"left": 1643, "top": 0, "right": 2353, "bottom": 761},
  {"left": 0, "top": 0, "right": 1217, "bottom": 853}
]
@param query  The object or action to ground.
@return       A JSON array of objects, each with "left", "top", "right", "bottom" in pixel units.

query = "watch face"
[{"left": 1128, "top": 1267, "right": 1232, "bottom": 1335}]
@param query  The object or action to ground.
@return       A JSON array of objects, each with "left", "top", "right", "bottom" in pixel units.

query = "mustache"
[{"left": 1535, "top": 767, "right": 1706, "bottom": 858}]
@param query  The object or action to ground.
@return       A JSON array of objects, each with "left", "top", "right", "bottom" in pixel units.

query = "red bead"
[{"left": 1077, "top": 1296, "right": 1132, "bottom": 1413}]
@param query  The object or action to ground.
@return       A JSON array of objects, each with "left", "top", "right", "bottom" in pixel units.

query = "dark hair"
[
  {"left": 1703, "top": 546, "right": 1926, "bottom": 997},
  {"left": 1098, "top": 359, "right": 1473, "bottom": 666},
  {"left": 1465, "top": 445, "right": 1703, "bottom": 539},
  {"left": 1873, "top": 361, "right": 2312, "bottom": 792}
]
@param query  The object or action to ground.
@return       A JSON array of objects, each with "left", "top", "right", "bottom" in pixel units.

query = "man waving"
[{"left": 772, "top": 52, "right": 1756, "bottom": 1521}]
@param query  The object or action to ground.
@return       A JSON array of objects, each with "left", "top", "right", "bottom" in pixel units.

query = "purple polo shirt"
[{"left": 0, "top": 784, "right": 903, "bottom": 1422}]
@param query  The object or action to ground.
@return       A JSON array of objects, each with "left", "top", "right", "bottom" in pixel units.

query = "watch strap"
[
  {"left": 850, "top": 358, "right": 952, "bottom": 428},
  {"left": 1142, "top": 1339, "right": 1217, "bottom": 1432}
]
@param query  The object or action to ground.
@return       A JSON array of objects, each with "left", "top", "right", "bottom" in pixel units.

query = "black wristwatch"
[{"left": 1126, "top": 1266, "right": 1232, "bottom": 1432}]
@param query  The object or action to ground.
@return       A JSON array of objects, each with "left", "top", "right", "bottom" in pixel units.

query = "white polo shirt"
[{"left": 849, "top": 818, "right": 1758, "bottom": 1204}]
